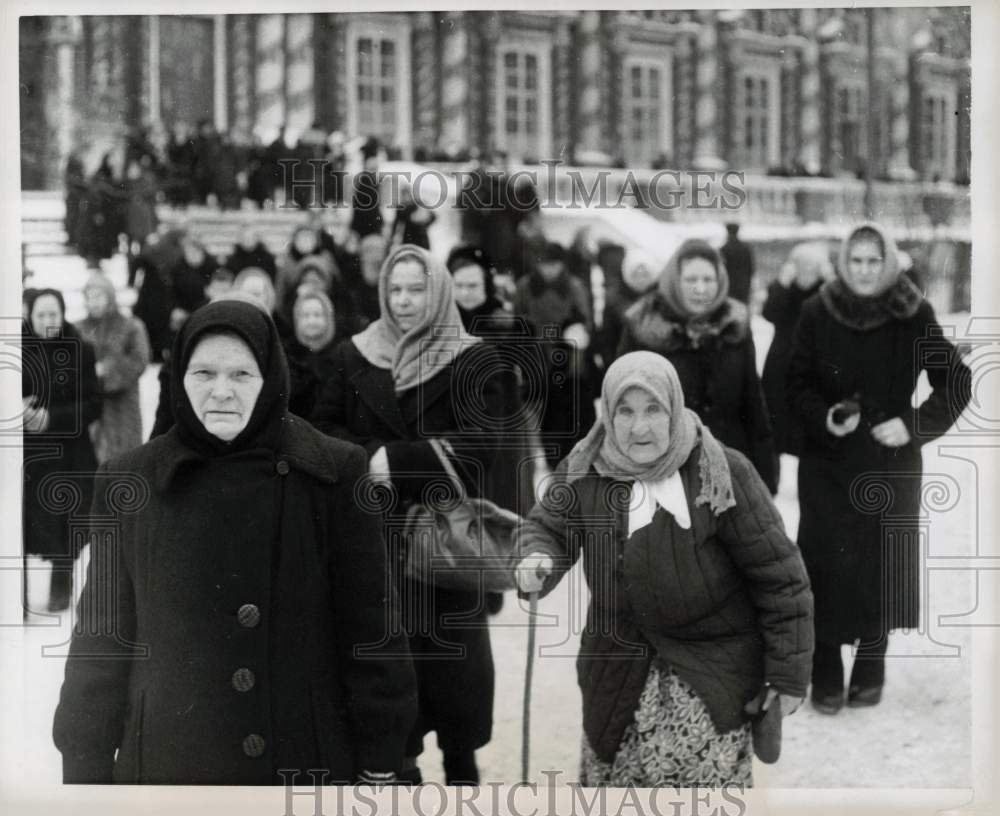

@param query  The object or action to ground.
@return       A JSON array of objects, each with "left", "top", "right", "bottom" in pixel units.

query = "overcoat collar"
[
  {"left": 152, "top": 415, "right": 340, "bottom": 492},
  {"left": 348, "top": 360, "right": 453, "bottom": 436}
]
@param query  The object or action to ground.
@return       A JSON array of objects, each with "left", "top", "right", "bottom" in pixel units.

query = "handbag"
[
  {"left": 743, "top": 682, "right": 782, "bottom": 764},
  {"left": 403, "top": 438, "right": 520, "bottom": 592}
]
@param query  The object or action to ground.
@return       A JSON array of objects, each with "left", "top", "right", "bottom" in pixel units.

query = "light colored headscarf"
[
  {"left": 352, "top": 243, "right": 481, "bottom": 393},
  {"left": 293, "top": 290, "right": 336, "bottom": 351},
  {"left": 233, "top": 267, "right": 277, "bottom": 313},
  {"left": 786, "top": 241, "right": 834, "bottom": 289},
  {"left": 564, "top": 351, "right": 736, "bottom": 515},
  {"left": 657, "top": 238, "right": 730, "bottom": 321},
  {"left": 820, "top": 222, "right": 922, "bottom": 330}
]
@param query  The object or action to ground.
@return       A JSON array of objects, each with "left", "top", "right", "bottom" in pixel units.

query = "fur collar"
[
  {"left": 819, "top": 275, "right": 923, "bottom": 331},
  {"left": 624, "top": 295, "right": 749, "bottom": 354}
]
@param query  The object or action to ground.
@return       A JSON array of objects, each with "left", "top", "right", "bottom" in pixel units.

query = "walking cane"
[{"left": 521, "top": 591, "right": 539, "bottom": 784}]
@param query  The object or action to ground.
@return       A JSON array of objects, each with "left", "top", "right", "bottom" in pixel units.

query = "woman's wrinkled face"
[
  {"left": 388, "top": 259, "right": 429, "bottom": 332},
  {"left": 84, "top": 287, "right": 112, "bottom": 319},
  {"left": 296, "top": 298, "right": 331, "bottom": 342},
  {"left": 183, "top": 333, "right": 264, "bottom": 441},
  {"left": 30, "top": 294, "right": 64, "bottom": 337},
  {"left": 612, "top": 386, "right": 671, "bottom": 465},
  {"left": 292, "top": 229, "right": 318, "bottom": 256},
  {"left": 452, "top": 264, "right": 488, "bottom": 312},
  {"left": 677, "top": 257, "right": 720, "bottom": 315},
  {"left": 845, "top": 238, "right": 885, "bottom": 296}
]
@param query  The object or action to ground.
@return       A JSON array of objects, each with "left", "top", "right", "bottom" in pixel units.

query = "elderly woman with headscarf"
[
  {"left": 311, "top": 244, "right": 505, "bottom": 786},
  {"left": 618, "top": 239, "right": 777, "bottom": 494},
  {"left": 760, "top": 242, "right": 835, "bottom": 479},
  {"left": 786, "top": 223, "right": 970, "bottom": 715},
  {"left": 77, "top": 272, "right": 152, "bottom": 463},
  {"left": 23, "top": 288, "right": 102, "bottom": 612},
  {"left": 53, "top": 298, "right": 417, "bottom": 784},
  {"left": 514, "top": 351, "right": 814, "bottom": 787}
]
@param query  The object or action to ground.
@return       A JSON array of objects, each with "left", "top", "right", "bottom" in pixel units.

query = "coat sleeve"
[
  {"left": 902, "top": 301, "right": 972, "bottom": 444},
  {"left": 761, "top": 282, "right": 791, "bottom": 325},
  {"left": 52, "top": 462, "right": 139, "bottom": 782},
  {"left": 310, "top": 343, "right": 385, "bottom": 455},
  {"left": 511, "top": 457, "right": 585, "bottom": 600},
  {"left": 738, "top": 336, "right": 778, "bottom": 494},
  {"left": 785, "top": 297, "right": 833, "bottom": 449},
  {"left": 384, "top": 343, "right": 506, "bottom": 502},
  {"left": 330, "top": 445, "right": 417, "bottom": 774},
  {"left": 99, "top": 318, "right": 151, "bottom": 395},
  {"left": 714, "top": 451, "right": 814, "bottom": 698}
]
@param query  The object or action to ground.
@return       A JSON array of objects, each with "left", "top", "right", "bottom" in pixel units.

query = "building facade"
[{"left": 19, "top": 8, "right": 970, "bottom": 190}]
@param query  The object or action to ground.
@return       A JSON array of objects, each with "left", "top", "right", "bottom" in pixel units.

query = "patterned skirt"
[{"left": 579, "top": 663, "right": 753, "bottom": 787}]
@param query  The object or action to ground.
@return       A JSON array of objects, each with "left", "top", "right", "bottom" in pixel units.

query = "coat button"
[
  {"left": 232, "top": 668, "right": 256, "bottom": 692},
  {"left": 237, "top": 604, "right": 261, "bottom": 628},
  {"left": 276, "top": 460, "right": 290, "bottom": 476},
  {"left": 242, "top": 733, "right": 266, "bottom": 758}
]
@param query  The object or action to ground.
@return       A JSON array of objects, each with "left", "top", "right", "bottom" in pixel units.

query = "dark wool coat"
[
  {"left": 22, "top": 321, "right": 101, "bottom": 561},
  {"left": 285, "top": 338, "right": 341, "bottom": 420},
  {"left": 618, "top": 304, "right": 778, "bottom": 493},
  {"left": 719, "top": 237, "right": 755, "bottom": 305},
  {"left": 518, "top": 446, "right": 813, "bottom": 762},
  {"left": 761, "top": 281, "right": 822, "bottom": 456},
  {"left": 311, "top": 339, "right": 505, "bottom": 754},
  {"left": 786, "top": 296, "right": 971, "bottom": 643},
  {"left": 52, "top": 417, "right": 417, "bottom": 784},
  {"left": 226, "top": 243, "right": 278, "bottom": 281}
]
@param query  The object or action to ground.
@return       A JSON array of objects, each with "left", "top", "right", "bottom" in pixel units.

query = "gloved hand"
[{"left": 515, "top": 553, "right": 553, "bottom": 593}]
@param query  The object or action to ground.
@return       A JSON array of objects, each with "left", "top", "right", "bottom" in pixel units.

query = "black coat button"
[
  {"left": 237, "top": 604, "right": 261, "bottom": 628},
  {"left": 242, "top": 733, "right": 266, "bottom": 757},
  {"left": 276, "top": 460, "right": 290, "bottom": 476},
  {"left": 232, "top": 667, "right": 256, "bottom": 692}
]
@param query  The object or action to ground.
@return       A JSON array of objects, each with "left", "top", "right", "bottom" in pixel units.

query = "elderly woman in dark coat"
[
  {"left": 23, "top": 288, "right": 101, "bottom": 612},
  {"left": 285, "top": 290, "right": 343, "bottom": 418},
  {"left": 514, "top": 352, "right": 813, "bottom": 787},
  {"left": 787, "top": 222, "right": 970, "bottom": 715},
  {"left": 311, "top": 244, "right": 505, "bottom": 786},
  {"left": 77, "top": 272, "right": 151, "bottom": 462},
  {"left": 619, "top": 239, "right": 777, "bottom": 494},
  {"left": 52, "top": 299, "right": 417, "bottom": 784},
  {"left": 760, "top": 242, "right": 834, "bottom": 481}
]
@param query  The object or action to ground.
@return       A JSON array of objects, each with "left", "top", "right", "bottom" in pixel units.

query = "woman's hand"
[
  {"left": 871, "top": 417, "right": 911, "bottom": 448},
  {"left": 563, "top": 322, "right": 590, "bottom": 351},
  {"left": 826, "top": 404, "right": 861, "bottom": 437},
  {"left": 368, "top": 446, "right": 391, "bottom": 484},
  {"left": 515, "top": 553, "right": 554, "bottom": 593},
  {"left": 95, "top": 359, "right": 107, "bottom": 379},
  {"left": 777, "top": 694, "right": 804, "bottom": 716}
]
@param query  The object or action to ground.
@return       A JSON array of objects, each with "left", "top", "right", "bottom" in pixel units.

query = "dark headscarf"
[
  {"left": 23, "top": 288, "right": 67, "bottom": 337},
  {"left": 170, "top": 299, "right": 289, "bottom": 456},
  {"left": 446, "top": 244, "right": 504, "bottom": 330}
]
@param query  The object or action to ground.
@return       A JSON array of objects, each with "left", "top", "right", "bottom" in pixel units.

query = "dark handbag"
[
  {"left": 744, "top": 683, "right": 782, "bottom": 764},
  {"left": 403, "top": 439, "right": 520, "bottom": 592}
]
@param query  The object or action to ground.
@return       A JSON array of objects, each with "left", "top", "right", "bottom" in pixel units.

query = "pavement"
[{"left": 3, "top": 248, "right": 981, "bottom": 794}]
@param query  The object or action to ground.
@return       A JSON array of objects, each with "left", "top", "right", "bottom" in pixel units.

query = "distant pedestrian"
[{"left": 719, "top": 223, "right": 755, "bottom": 306}]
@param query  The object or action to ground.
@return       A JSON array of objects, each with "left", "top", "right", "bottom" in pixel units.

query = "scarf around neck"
[
  {"left": 351, "top": 244, "right": 481, "bottom": 393},
  {"left": 563, "top": 351, "right": 735, "bottom": 515}
]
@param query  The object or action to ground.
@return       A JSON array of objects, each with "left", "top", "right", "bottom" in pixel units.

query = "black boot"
[
  {"left": 810, "top": 640, "right": 845, "bottom": 715},
  {"left": 443, "top": 750, "right": 480, "bottom": 786},
  {"left": 47, "top": 568, "right": 72, "bottom": 612},
  {"left": 848, "top": 636, "right": 887, "bottom": 707}
]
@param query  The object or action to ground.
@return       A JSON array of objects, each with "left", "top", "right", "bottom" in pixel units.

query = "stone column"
[
  {"left": 576, "top": 11, "right": 603, "bottom": 156},
  {"left": 254, "top": 14, "right": 287, "bottom": 137},
  {"left": 229, "top": 16, "right": 255, "bottom": 142},
  {"left": 213, "top": 16, "right": 229, "bottom": 132},
  {"left": 440, "top": 12, "right": 470, "bottom": 153},
  {"left": 797, "top": 9, "right": 822, "bottom": 175},
  {"left": 44, "top": 17, "right": 81, "bottom": 186},
  {"left": 284, "top": 14, "right": 315, "bottom": 135},
  {"left": 692, "top": 11, "right": 724, "bottom": 169},
  {"left": 412, "top": 12, "right": 437, "bottom": 151},
  {"left": 887, "top": 52, "right": 915, "bottom": 180},
  {"left": 552, "top": 17, "right": 572, "bottom": 158}
]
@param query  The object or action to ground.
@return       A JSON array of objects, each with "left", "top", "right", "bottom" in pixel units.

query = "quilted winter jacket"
[{"left": 517, "top": 444, "right": 813, "bottom": 761}]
